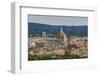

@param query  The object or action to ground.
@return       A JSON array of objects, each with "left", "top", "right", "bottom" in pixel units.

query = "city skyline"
[{"left": 28, "top": 15, "right": 88, "bottom": 61}]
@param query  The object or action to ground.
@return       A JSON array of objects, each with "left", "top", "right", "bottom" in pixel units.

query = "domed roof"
[{"left": 57, "top": 27, "right": 66, "bottom": 40}]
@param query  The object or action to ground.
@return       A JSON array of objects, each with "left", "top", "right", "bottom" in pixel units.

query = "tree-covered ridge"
[{"left": 28, "top": 22, "right": 88, "bottom": 37}]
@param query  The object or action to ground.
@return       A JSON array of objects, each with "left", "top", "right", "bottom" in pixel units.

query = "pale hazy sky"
[{"left": 28, "top": 15, "right": 88, "bottom": 26}]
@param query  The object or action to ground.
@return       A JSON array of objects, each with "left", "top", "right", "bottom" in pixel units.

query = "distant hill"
[{"left": 28, "top": 22, "right": 88, "bottom": 37}]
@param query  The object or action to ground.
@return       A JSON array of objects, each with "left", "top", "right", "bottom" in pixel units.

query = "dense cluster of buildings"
[{"left": 28, "top": 27, "right": 88, "bottom": 58}]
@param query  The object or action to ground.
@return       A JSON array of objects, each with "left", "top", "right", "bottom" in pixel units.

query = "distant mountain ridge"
[{"left": 28, "top": 22, "right": 88, "bottom": 37}]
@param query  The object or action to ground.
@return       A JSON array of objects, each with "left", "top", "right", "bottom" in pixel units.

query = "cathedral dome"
[
  {"left": 57, "top": 27, "right": 69, "bottom": 47},
  {"left": 57, "top": 27, "right": 66, "bottom": 40}
]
